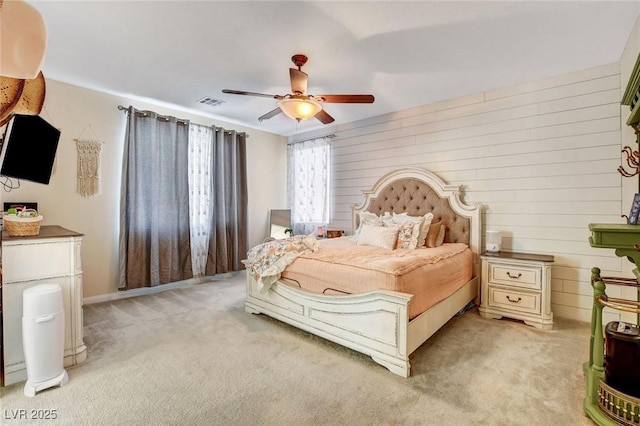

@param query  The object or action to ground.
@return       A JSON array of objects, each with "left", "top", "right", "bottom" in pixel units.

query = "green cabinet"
[
  {"left": 585, "top": 223, "right": 640, "bottom": 425},
  {"left": 589, "top": 223, "right": 640, "bottom": 280}
]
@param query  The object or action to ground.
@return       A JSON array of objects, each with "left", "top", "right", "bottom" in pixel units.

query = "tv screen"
[{"left": 0, "top": 114, "right": 60, "bottom": 184}]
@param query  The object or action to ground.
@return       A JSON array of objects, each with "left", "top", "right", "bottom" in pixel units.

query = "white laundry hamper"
[{"left": 22, "top": 283, "right": 69, "bottom": 397}]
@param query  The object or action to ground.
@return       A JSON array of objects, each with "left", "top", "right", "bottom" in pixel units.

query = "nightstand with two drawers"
[{"left": 479, "top": 251, "right": 554, "bottom": 330}]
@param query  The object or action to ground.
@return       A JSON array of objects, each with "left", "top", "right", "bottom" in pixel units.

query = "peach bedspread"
[{"left": 281, "top": 237, "right": 473, "bottom": 319}]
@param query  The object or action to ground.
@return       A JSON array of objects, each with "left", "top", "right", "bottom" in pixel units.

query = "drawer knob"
[
  {"left": 506, "top": 272, "right": 522, "bottom": 279},
  {"left": 506, "top": 295, "right": 522, "bottom": 304}
]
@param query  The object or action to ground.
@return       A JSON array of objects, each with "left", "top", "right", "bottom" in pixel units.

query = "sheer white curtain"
[
  {"left": 287, "top": 136, "right": 331, "bottom": 236},
  {"left": 188, "top": 123, "right": 214, "bottom": 277}
]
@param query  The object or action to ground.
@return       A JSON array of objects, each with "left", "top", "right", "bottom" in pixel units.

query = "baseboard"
[{"left": 83, "top": 271, "right": 245, "bottom": 305}]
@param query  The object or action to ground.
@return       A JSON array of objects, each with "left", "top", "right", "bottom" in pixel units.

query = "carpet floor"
[{"left": 0, "top": 273, "right": 594, "bottom": 425}]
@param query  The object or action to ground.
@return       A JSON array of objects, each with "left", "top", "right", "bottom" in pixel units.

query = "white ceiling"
[{"left": 29, "top": 1, "right": 640, "bottom": 137}]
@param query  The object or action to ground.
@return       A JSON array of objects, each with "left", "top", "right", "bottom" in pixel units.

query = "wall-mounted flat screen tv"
[{"left": 0, "top": 114, "right": 60, "bottom": 185}]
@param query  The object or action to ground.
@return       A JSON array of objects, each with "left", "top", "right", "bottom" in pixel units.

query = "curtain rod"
[
  {"left": 117, "top": 105, "right": 188, "bottom": 124},
  {"left": 117, "top": 105, "right": 249, "bottom": 137},
  {"left": 288, "top": 133, "right": 336, "bottom": 145}
]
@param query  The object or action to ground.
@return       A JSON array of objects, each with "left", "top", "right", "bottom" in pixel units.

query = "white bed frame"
[{"left": 245, "top": 168, "right": 481, "bottom": 377}]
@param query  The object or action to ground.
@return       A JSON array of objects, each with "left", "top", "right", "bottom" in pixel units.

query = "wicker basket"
[{"left": 3, "top": 214, "right": 43, "bottom": 237}]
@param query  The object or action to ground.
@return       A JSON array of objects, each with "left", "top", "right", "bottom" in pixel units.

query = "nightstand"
[{"left": 479, "top": 251, "right": 554, "bottom": 329}]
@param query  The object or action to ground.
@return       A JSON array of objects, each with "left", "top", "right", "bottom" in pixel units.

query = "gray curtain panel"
[
  {"left": 119, "top": 106, "right": 193, "bottom": 289},
  {"left": 206, "top": 128, "right": 248, "bottom": 275}
]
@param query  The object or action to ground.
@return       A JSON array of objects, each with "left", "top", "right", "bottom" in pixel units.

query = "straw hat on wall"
[
  {"left": 0, "top": 0, "right": 48, "bottom": 127},
  {"left": 0, "top": 71, "right": 46, "bottom": 127},
  {"left": 0, "top": 0, "right": 48, "bottom": 80},
  {"left": 0, "top": 77, "right": 25, "bottom": 126}
]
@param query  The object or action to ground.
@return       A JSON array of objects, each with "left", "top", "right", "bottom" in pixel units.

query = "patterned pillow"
[
  {"left": 425, "top": 221, "right": 446, "bottom": 248},
  {"left": 357, "top": 224, "right": 399, "bottom": 250},
  {"left": 356, "top": 211, "right": 389, "bottom": 236},
  {"left": 392, "top": 212, "right": 434, "bottom": 247},
  {"left": 395, "top": 221, "right": 422, "bottom": 250},
  {"left": 356, "top": 212, "right": 391, "bottom": 237}
]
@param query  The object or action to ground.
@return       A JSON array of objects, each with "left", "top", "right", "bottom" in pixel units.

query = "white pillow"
[
  {"left": 357, "top": 224, "right": 399, "bottom": 250},
  {"left": 356, "top": 211, "right": 389, "bottom": 236},
  {"left": 392, "top": 212, "right": 434, "bottom": 247}
]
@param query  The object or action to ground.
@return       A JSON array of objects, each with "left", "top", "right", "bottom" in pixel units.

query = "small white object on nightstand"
[{"left": 486, "top": 230, "right": 501, "bottom": 252}]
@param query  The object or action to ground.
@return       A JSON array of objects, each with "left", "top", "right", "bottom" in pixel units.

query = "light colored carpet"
[{"left": 1, "top": 273, "right": 594, "bottom": 425}]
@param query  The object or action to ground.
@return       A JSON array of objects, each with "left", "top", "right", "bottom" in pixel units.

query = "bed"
[{"left": 244, "top": 168, "right": 481, "bottom": 377}]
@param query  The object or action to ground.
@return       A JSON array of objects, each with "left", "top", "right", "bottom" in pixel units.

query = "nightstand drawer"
[
  {"left": 488, "top": 287, "right": 541, "bottom": 315},
  {"left": 487, "top": 263, "right": 541, "bottom": 290}
]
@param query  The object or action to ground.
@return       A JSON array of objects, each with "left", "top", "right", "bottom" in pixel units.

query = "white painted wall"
[
  {"left": 292, "top": 62, "right": 629, "bottom": 324},
  {"left": 1, "top": 79, "right": 287, "bottom": 298}
]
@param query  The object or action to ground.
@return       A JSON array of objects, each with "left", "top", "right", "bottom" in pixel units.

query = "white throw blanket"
[{"left": 242, "top": 235, "right": 320, "bottom": 291}]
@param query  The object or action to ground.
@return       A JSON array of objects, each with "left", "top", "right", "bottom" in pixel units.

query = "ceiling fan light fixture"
[{"left": 278, "top": 97, "right": 322, "bottom": 122}]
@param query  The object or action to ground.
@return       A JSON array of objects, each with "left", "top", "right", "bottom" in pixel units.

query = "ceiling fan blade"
[
  {"left": 258, "top": 107, "right": 282, "bottom": 122},
  {"left": 222, "top": 89, "right": 282, "bottom": 99},
  {"left": 290, "top": 68, "right": 308, "bottom": 95},
  {"left": 315, "top": 94, "right": 375, "bottom": 104},
  {"left": 315, "top": 109, "right": 335, "bottom": 124}
]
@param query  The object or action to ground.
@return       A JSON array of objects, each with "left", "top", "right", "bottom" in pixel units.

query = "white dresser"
[
  {"left": 479, "top": 251, "right": 554, "bottom": 330},
  {"left": 1, "top": 225, "right": 86, "bottom": 386}
]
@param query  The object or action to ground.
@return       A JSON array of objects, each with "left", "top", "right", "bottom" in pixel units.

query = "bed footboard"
[{"left": 245, "top": 268, "right": 414, "bottom": 377}]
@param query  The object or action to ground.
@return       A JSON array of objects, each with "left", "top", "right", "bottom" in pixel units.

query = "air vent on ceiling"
[{"left": 198, "top": 97, "right": 225, "bottom": 107}]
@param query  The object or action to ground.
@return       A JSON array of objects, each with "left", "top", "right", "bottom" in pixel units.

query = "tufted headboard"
[{"left": 351, "top": 168, "right": 481, "bottom": 259}]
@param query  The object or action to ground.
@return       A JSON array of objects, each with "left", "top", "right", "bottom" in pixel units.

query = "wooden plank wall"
[{"left": 291, "top": 63, "right": 625, "bottom": 323}]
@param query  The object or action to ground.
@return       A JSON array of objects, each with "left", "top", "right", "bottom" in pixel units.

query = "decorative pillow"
[
  {"left": 356, "top": 212, "right": 388, "bottom": 236},
  {"left": 380, "top": 212, "right": 395, "bottom": 227},
  {"left": 392, "top": 212, "right": 434, "bottom": 247},
  {"left": 391, "top": 212, "right": 422, "bottom": 224},
  {"left": 425, "top": 221, "right": 446, "bottom": 248},
  {"left": 357, "top": 224, "right": 399, "bottom": 250},
  {"left": 395, "top": 221, "right": 422, "bottom": 250}
]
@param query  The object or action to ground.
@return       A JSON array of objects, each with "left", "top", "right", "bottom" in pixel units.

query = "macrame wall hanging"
[{"left": 75, "top": 138, "right": 102, "bottom": 197}]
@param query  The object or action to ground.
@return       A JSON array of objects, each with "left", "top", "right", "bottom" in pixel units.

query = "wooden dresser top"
[{"left": 2, "top": 225, "right": 83, "bottom": 241}]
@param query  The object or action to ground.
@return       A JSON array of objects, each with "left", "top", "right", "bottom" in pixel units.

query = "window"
[
  {"left": 287, "top": 136, "right": 331, "bottom": 236},
  {"left": 119, "top": 107, "right": 247, "bottom": 289}
]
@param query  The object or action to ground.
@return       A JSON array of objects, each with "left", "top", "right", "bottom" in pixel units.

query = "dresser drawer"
[
  {"left": 487, "top": 262, "right": 541, "bottom": 290},
  {"left": 488, "top": 287, "right": 541, "bottom": 315},
  {"left": 2, "top": 240, "right": 75, "bottom": 282}
]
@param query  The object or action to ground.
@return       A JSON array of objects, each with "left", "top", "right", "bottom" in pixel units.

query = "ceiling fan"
[{"left": 222, "top": 54, "right": 374, "bottom": 125}]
